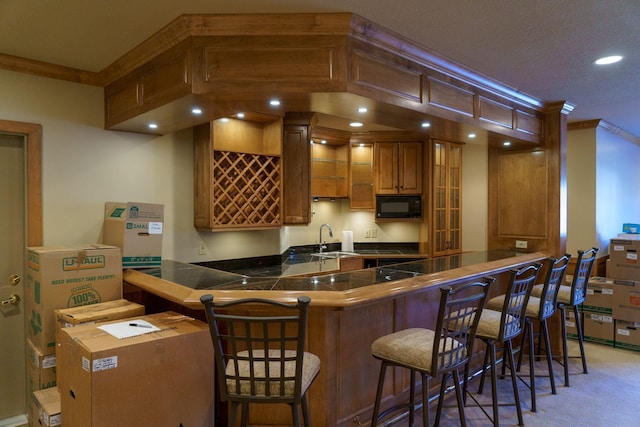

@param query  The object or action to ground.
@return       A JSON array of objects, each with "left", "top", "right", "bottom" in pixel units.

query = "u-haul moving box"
[
  {"left": 57, "top": 312, "right": 214, "bottom": 427},
  {"left": 26, "top": 339, "right": 57, "bottom": 393},
  {"left": 25, "top": 245, "right": 122, "bottom": 355},
  {"left": 103, "top": 201, "right": 164, "bottom": 268}
]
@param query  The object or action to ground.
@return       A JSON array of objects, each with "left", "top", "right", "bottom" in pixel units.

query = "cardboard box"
[
  {"left": 25, "top": 245, "right": 122, "bottom": 355},
  {"left": 612, "top": 279, "right": 640, "bottom": 322},
  {"left": 565, "top": 309, "right": 579, "bottom": 339},
  {"left": 583, "top": 310, "right": 614, "bottom": 346},
  {"left": 57, "top": 312, "right": 214, "bottom": 427},
  {"left": 615, "top": 319, "right": 640, "bottom": 352},
  {"left": 583, "top": 276, "right": 615, "bottom": 313},
  {"left": 55, "top": 299, "right": 144, "bottom": 335},
  {"left": 618, "top": 233, "right": 640, "bottom": 240},
  {"left": 103, "top": 201, "right": 164, "bottom": 268},
  {"left": 608, "top": 239, "right": 640, "bottom": 281},
  {"left": 31, "top": 387, "right": 61, "bottom": 427},
  {"left": 26, "top": 339, "right": 57, "bottom": 393}
]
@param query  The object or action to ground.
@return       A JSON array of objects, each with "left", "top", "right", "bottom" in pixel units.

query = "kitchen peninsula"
[{"left": 124, "top": 250, "right": 546, "bottom": 426}]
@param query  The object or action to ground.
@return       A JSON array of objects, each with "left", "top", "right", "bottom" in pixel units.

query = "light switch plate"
[{"left": 515, "top": 240, "right": 528, "bottom": 249}]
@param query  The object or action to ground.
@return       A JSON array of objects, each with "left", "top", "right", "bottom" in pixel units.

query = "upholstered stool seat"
[{"left": 226, "top": 349, "right": 321, "bottom": 397}]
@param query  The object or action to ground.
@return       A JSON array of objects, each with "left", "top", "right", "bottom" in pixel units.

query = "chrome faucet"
[{"left": 319, "top": 223, "right": 333, "bottom": 253}]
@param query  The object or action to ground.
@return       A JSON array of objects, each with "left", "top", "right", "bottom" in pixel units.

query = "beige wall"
[
  {"left": 461, "top": 142, "right": 488, "bottom": 251},
  {"left": 1, "top": 69, "right": 489, "bottom": 263},
  {"left": 567, "top": 126, "right": 640, "bottom": 257}
]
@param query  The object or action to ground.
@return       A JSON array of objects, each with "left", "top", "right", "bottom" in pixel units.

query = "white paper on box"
[
  {"left": 44, "top": 413, "right": 61, "bottom": 426},
  {"left": 98, "top": 319, "right": 161, "bottom": 339},
  {"left": 42, "top": 354, "right": 56, "bottom": 369},
  {"left": 148, "top": 222, "right": 163, "bottom": 234},
  {"left": 618, "top": 328, "right": 631, "bottom": 336},
  {"left": 93, "top": 356, "right": 118, "bottom": 372}
]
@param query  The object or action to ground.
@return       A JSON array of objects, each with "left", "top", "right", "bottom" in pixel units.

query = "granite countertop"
[
  {"left": 135, "top": 250, "right": 531, "bottom": 292},
  {"left": 194, "top": 242, "right": 427, "bottom": 277}
]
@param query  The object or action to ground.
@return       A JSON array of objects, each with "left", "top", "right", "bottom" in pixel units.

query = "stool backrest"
[
  {"left": 569, "top": 247, "right": 599, "bottom": 306},
  {"left": 538, "top": 254, "right": 572, "bottom": 320},
  {"left": 433, "top": 277, "right": 493, "bottom": 375},
  {"left": 200, "top": 295, "right": 311, "bottom": 403},
  {"left": 498, "top": 264, "right": 541, "bottom": 342}
]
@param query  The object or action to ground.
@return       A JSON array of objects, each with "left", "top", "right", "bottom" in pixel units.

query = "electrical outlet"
[
  {"left": 198, "top": 242, "right": 207, "bottom": 255},
  {"left": 515, "top": 240, "right": 528, "bottom": 249},
  {"left": 371, "top": 229, "right": 377, "bottom": 238},
  {"left": 364, "top": 229, "right": 371, "bottom": 238}
]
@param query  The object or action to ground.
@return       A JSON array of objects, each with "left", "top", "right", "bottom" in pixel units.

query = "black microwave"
[{"left": 376, "top": 195, "right": 422, "bottom": 219}]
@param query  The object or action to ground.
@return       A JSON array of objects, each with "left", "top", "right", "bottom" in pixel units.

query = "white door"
[{"left": 0, "top": 132, "right": 27, "bottom": 426}]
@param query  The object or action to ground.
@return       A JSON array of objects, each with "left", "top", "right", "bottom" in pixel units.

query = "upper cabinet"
[
  {"left": 374, "top": 142, "right": 423, "bottom": 195},
  {"left": 311, "top": 143, "right": 349, "bottom": 198},
  {"left": 349, "top": 142, "right": 375, "bottom": 210},
  {"left": 194, "top": 115, "right": 283, "bottom": 231},
  {"left": 282, "top": 113, "right": 315, "bottom": 225},
  {"left": 310, "top": 127, "right": 350, "bottom": 200}
]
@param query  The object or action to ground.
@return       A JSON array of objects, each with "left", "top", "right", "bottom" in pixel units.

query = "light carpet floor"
[{"left": 388, "top": 341, "right": 640, "bottom": 426}]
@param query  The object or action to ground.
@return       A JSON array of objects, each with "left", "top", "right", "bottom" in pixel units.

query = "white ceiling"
[{"left": 1, "top": 0, "right": 639, "bottom": 137}]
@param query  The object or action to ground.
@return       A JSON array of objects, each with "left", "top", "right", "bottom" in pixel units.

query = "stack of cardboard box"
[
  {"left": 580, "top": 277, "right": 615, "bottom": 346},
  {"left": 25, "top": 245, "right": 124, "bottom": 426},
  {"left": 605, "top": 226, "right": 640, "bottom": 352}
]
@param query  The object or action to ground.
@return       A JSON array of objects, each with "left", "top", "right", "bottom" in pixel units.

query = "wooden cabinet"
[
  {"left": 349, "top": 142, "right": 375, "bottom": 210},
  {"left": 282, "top": 113, "right": 315, "bottom": 224},
  {"left": 311, "top": 143, "right": 348, "bottom": 198},
  {"left": 194, "top": 116, "right": 283, "bottom": 231},
  {"left": 310, "top": 127, "right": 350, "bottom": 199},
  {"left": 432, "top": 140, "right": 462, "bottom": 256},
  {"left": 374, "top": 142, "right": 422, "bottom": 194}
]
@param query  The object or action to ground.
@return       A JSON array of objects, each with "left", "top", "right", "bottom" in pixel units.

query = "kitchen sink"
[{"left": 310, "top": 251, "right": 359, "bottom": 259}]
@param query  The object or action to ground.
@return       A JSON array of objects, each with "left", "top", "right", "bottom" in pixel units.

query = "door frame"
[
  {"left": 0, "top": 119, "right": 42, "bottom": 246},
  {"left": 1, "top": 119, "right": 42, "bottom": 420}
]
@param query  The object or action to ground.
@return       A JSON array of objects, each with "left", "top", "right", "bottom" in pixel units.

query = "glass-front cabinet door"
[{"left": 432, "top": 140, "right": 462, "bottom": 256}]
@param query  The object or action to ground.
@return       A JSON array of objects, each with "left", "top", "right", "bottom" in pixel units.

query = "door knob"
[
  {"left": 1, "top": 294, "right": 20, "bottom": 306},
  {"left": 9, "top": 274, "right": 20, "bottom": 286}
]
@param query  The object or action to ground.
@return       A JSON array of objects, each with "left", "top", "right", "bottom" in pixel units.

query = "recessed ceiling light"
[
  {"left": 269, "top": 99, "right": 281, "bottom": 106},
  {"left": 237, "top": 112, "right": 245, "bottom": 118},
  {"left": 320, "top": 140, "right": 327, "bottom": 144},
  {"left": 359, "top": 143, "right": 365, "bottom": 147},
  {"left": 503, "top": 141, "right": 511, "bottom": 146},
  {"left": 191, "top": 108, "right": 202, "bottom": 115},
  {"left": 350, "top": 122, "right": 363, "bottom": 127},
  {"left": 468, "top": 133, "right": 476, "bottom": 138},
  {"left": 421, "top": 122, "right": 431, "bottom": 128},
  {"left": 357, "top": 107, "right": 368, "bottom": 113},
  {"left": 148, "top": 123, "right": 158, "bottom": 129},
  {"left": 595, "top": 55, "right": 623, "bottom": 65}
]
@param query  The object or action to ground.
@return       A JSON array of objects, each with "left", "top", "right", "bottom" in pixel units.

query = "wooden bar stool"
[
  {"left": 467, "top": 264, "right": 541, "bottom": 426},
  {"left": 370, "top": 278, "right": 494, "bottom": 427},
  {"left": 531, "top": 247, "right": 598, "bottom": 386}
]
